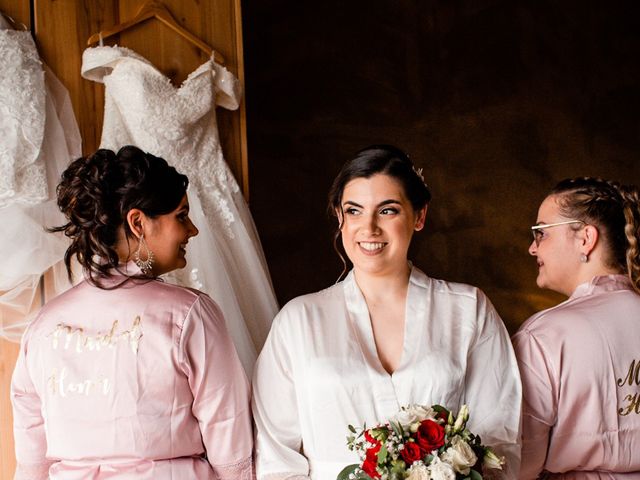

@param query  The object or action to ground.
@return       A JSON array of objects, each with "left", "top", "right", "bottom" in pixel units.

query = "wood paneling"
[
  {"left": 0, "top": 340, "right": 19, "bottom": 480},
  {"left": 33, "top": 0, "right": 249, "bottom": 197},
  {"left": 0, "top": 0, "right": 30, "bottom": 29},
  {"left": 34, "top": 0, "right": 117, "bottom": 157}
]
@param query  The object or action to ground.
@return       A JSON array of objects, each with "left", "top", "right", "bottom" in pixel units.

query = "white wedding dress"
[
  {"left": 0, "top": 18, "right": 81, "bottom": 341},
  {"left": 82, "top": 46, "right": 278, "bottom": 374}
]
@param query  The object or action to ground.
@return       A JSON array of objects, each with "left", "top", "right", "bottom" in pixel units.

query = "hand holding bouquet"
[{"left": 337, "top": 404, "right": 505, "bottom": 480}]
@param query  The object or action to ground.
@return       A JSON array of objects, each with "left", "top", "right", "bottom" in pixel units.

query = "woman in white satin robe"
[{"left": 252, "top": 145, "right": 522, "bottom": 480}]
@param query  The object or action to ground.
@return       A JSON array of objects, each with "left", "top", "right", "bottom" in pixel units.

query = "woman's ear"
[
  {"left": 335, "top": 208, "right": 344, "bottom": 229},
  {"left": 414, "top": 206, "right": 428, "bottom": 231},
  {"left": 581, "top": 224, "right": 599, "bottom": 257},
  {"left": 126, "top": 209, "right": 146, "bottom": 238}
]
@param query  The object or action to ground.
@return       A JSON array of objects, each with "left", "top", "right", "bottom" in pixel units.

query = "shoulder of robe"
[
  {"left": 516, "top": 295, "right": 595, "bottom": 341},
  {"left": 421, "top": 274, "right": 486, "bottom": 303},
  {"left": 272, "top": 282, "right": 344, "bottom": 325}
]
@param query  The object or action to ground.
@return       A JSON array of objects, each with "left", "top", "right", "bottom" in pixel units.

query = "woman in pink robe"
[
  {"left": 513, "top": 177, "right": 640, "bottom": 479},
  {"left": 11, "top": 146, "right": 253, "bottom": 479}
]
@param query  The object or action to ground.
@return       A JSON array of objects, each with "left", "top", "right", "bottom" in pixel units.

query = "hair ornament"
[{"left": 413, "top": 165, "right": 427, "bottom": 187}]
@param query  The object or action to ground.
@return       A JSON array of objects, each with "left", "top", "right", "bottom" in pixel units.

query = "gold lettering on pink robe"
[
  {"left": 46, "top": 317, "right": 143, "bottom": 398},
  {"left": 49, "top": 316, "right": 143, "bottom": 354},
  {"left": 48, "top": 367, "right": 111, "bottom": 397},
  {"left": 617, "top": 359, "right": 640, "bottom": 416}
]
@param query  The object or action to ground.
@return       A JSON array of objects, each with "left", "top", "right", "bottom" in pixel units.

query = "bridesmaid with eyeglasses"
[{"left": 513, "top": 177, "right": 640, "bottom": 479}]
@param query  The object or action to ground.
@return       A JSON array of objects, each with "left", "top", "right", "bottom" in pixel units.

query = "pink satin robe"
[
  {"left": 513, "top": 275, "right": 640, "bottom": 479},
  {"left": 11, "top": 265, "right": 253, "bottom": 479}
]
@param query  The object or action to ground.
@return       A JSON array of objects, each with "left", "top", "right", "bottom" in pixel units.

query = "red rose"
[
  {"left": 400, "top": 441, "right": 422, "bottom": 465},
  {"left": 364, "top": 430, "right": 380, "bottom": 446},
  {"left": 362, "top": 442, "right": 381, "bottom": 478},
  {"left": 415, "top": 419, "right": 445, "bottom": 453}
]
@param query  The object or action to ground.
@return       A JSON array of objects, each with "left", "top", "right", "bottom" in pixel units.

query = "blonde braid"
[{"left": 619, "top": 184, "right": 640, "bottom": 294}]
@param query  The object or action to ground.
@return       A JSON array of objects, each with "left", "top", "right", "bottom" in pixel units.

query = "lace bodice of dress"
[
  {"left": 0, "top": 28, "right": 47, "bottom": 207},
  {"left": 81, "top": 46, "right": 242, "bottom": 235}
]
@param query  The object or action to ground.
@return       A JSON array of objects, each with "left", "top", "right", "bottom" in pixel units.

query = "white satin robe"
[{"left": 252, "top": 267, "right": 521, "bottom": 480}]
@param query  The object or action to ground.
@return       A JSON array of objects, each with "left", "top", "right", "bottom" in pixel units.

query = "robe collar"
[
  {"left": 342, "top": 264, "right": 430, "bottom": 379},
  {"left": 569, "top": 274, "right": 633, "bottom": 300}
]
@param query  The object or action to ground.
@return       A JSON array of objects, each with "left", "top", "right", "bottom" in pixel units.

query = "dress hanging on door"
[
  {"left": 82, "top": 46, "right": 278, "bottom": 375},
  {"left": 0, "top": 19, "right": 81, "bottom": 341}
]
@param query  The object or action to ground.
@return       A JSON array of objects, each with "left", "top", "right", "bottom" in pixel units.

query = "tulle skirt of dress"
[
  {"left": 165, "top": 185, "right": 278, "bottom": 376},
  {"left": 0, "top": 65, "right": 81, "bottom": 341}
]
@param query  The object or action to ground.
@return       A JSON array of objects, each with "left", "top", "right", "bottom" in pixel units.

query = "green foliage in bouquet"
[{"left": 337, "top": 404, "right": 505, "bottom": 480}]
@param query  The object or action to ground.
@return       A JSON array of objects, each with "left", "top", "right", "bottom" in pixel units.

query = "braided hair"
[
  {"left": 550, "top": 177, "right": 640, "bottom": 293},
  {"left": 51, "top": 146, "right": 188, "bottom": 287}
]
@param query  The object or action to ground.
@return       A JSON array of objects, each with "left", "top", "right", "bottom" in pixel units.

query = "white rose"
[
  {"left": 406, "top": 463, "right": 430, "bottom": 480},
  {"left": 410, "top": 405, "right": 437, "bottom": 422},
  {"left": 392, "top": 405, "right": 437, "bottom": 430},
  {"left": 483, "top": 449, "right": 505, "bottom": 470},
  {"left": 427, "top": 456, "right": 456, "bottom": 480},
  {"left": 440, "top": 436, "right": 478, "bottom": 475}
]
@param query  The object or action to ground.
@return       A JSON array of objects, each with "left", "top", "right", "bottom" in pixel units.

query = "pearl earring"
[{"left": 580, "top": 253, "right": 588, "bottom": 263}]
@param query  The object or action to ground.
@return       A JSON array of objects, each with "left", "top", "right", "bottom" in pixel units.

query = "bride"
[{"left": 252, "top": 145, "right": 522, "bottom": 480}]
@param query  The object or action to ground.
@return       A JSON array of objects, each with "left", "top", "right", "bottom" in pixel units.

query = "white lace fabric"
[
  {"left": 84, "top": 46, "right": 242, "bottom": 237},
  {"left": 81, "top": 46, "right": 278, "bottom": 375},
  {"left": 0, "top": 25, "right": 81, "bottom": 342},
  {"left": 214, "top": 456, "right": 255, "bottom": 480},
  {"left": 0, "top": 28, "right": 46, "bottom": 207}
]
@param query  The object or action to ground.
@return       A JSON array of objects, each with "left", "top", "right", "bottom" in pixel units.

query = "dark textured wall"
[{"left": 242, "top": 0, "right": 640, "bottom": 332}]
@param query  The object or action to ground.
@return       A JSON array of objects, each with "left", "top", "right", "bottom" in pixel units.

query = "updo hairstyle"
[
  {"left": 327, "top": 145, "right": 431, "bottom": 276},
  {"left": 550, "top": 177, "right": 640, "bottom": 293},
  {"left": 51, "top": 145, "right": 188, "bottom": 287},
  {"left": 328, "top": 144, "right": 431, "bottom": 217}
]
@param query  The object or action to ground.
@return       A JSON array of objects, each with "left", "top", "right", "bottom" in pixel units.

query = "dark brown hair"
[
  {"left": 327, "top": 145, "right": 431, "bottom": 278},
  {"left": 51, "top": 146, "right": 188, "bottom": 287}
]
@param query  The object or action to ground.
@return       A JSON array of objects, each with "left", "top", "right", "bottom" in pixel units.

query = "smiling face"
[
  {"left": 143, "top": 194, "right": 199, "bottom": 276},
  {"left": 339, "top": 174, "right": 426, "bottom": 278},
  {"left": 528, "top": 195, "right": 584, "bottom": 296}
]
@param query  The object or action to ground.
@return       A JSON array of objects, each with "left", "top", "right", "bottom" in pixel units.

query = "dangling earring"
[
  {"left": 134, "top": 234, "right": 155, "bottom": 276},
  {"left": 580, "top": 253, "right": 589, "bottom": 263}
]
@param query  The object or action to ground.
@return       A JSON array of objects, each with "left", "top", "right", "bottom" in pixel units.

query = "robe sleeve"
[
  {"left": 252, "top": 309, "right": 311, "bottom": 480},
  {"left": 463, "top": 292, "right": 522, "bottom": 479},
  {"left": 512, "top": 328, "right": 556, "bottom": 479},
  {"left": 11, "top": 325, "right": 53, "bottom": 480},
  {"left": 178, "top": 294, "right": 254, "bottom": 480}
]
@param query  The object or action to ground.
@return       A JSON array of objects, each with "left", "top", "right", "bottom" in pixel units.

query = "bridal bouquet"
[{"left": 337, "top": 404, "right": 505, "bottom": 480}]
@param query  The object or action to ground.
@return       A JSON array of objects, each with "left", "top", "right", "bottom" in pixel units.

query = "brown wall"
[{"left": 244, "top": 0, "right": 640, "bottom": 333}]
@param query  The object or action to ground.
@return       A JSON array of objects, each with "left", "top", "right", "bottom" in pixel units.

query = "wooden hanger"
[
  {"left": 87, "top": 1, "right": 224, "bottom": 64},
  {"left": 0, "top": 12, "right": 28, "bottom": 31}
]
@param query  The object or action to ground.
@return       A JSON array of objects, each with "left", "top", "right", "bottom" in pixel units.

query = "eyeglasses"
[{"left": 530, "top": 220, "right": 584, "bottom": 246}]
